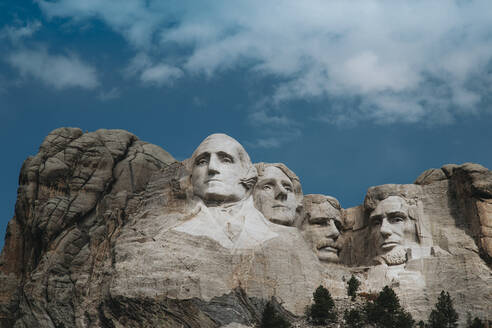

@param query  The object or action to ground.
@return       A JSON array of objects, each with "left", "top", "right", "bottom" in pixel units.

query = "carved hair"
[
  {"left": 303, "top": 194, "right": 341, "bottom": 210},
  {"left": 300, "top": 194, "right": 342, "bottom": 228},
  {"left": 255, "top": 162, "right": 302, "bottom": 196}
]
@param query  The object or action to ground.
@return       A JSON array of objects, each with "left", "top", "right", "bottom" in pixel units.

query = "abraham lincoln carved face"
[{"left": 369, "top": 196, "right": 418, "bottom": 265}]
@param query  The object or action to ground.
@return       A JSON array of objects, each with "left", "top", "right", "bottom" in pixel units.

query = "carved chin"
[
  {"left": 201, "top": 185, "right": 245, "bottom": 203},
  {"left": 266, "top": 209, "right": 295, "bottom": 226},
  {"left": 377, "top": 246, "right": 407, "bottom": 266},
  {"left": 317, "top": 247, "right": 339, "bottom": 263}
]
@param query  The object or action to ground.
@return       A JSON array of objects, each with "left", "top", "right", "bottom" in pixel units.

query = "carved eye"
[
  {"left": 283, "top": 184, "right": 293, "bottom": 192},
  {"left": 263, "top": 184, "right": 273, "bottom": 190},
  {"left": 372, "top": 218, "right": 382, "bottom": 226},
  {"left": 219, "top": 153, "right": 234, "bottom": 163},
  {"left": 196, "top": 157, "right": 208, "bottom": 166},
  {"left": 389, "top": 216, "right": 404, "bottom": 223},
  {"left": 314, "top": 219, "right": 328, "bottom": 226},
  {"left": 334, "top": 220, "right": 342, "bottom": 231}
]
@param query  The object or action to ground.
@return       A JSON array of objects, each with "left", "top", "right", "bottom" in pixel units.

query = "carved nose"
[
  {"left": 380, "top": 219, "right": 392, "bottom": 238},
  {"left": 207, "top": 155, "right": 220, "bottom": 175},
  {"left": 274, "top": 185, "right": 287, "bottom": 201},
  {"left": 327, "top": 220, "right": 340, "bottom": 240},
  {"left": 208, "top": 167, "right": 219, "bottom": 175}
]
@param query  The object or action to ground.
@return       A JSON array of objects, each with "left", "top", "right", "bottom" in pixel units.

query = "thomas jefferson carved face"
[
  {"left": 253, "top": 166, "right": 299, "bottom": 226},
  {"left": 369, "top": 196, "right": 418, "bottom": 265},
  {"left": 191, "top": 134, "right": 252, "bottom": 205},
  {"left": 302, "top": 196, "right": 342, "bottom": 263}
]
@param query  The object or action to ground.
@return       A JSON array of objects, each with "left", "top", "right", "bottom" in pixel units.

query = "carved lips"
[
  {"left": 317, "top": 241, "right": 340, "bottom": 255},
  {"left": 380, "top": 241, "right": 400, "bottom": 250},
  {"left": 205, "top": 178, "right": 222, "bottom": 183},
  {"left": 318, "top": 245, "right": 339, "bottom": 254}
]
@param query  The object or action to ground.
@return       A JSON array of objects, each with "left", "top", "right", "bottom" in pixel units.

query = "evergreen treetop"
[
  {"left": 347, "top": 275, "right": 361, "bottom": 301},
  {"left": 364, "top": 285, "right": 414, "bottom": 328},
  {"left": 260, "top": 301, "right": 290, "bottom": 328},
  {"left": 468, "top": 317, "right": 485, "bottom": 328},
  {"left": 344, "top": 308, "right": 364, "bottom": 328},
  {"left": 428, "top": 291, "right": 459, "bottom": 328},
  {"left": 307, "top": 285, "right": 337, "bottom": 325}
]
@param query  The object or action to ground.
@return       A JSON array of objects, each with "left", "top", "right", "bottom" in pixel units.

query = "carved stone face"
[
  {"left": 302, "top": 200, "right": 342, "bottom": 263},
  {"left": 191, "top": 134, "right": 249, "bottom": 204},
  {"left": 369, "top": 196, "right": 418, "bottom": 263},
  {"left": 253, "top": 166, "right": 298, "bottom": 226}
]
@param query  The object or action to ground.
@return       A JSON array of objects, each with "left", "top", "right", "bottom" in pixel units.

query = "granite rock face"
[{"left": 0, "top": 129, "right": 491, "bottom": 327}]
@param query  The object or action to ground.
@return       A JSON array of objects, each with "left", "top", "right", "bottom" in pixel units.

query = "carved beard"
[{"left": 375, "top": 246, "right": 407, "bottom": 266}]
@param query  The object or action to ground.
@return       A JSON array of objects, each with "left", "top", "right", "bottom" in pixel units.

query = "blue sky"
[{"left": 1, "top": 0, "right": 492, "bottom": 247}]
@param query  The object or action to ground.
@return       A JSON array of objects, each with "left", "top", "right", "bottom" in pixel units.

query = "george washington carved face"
[{"left": 191, "top": 134, "right": 255, "bottom": 205}]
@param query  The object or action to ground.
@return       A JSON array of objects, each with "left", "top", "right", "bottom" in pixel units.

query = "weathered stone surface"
[
  {"left": 110, "top": 134, "right": 322, "bottom": 323},
  {"left": 414, "top": 168, "right": 447, "bottom": 185},
  {"left": 0, "top": 130, "right": 491, "bottom": 327},
  {"left": 0, "top": 128, "right": 176, "bottom": 327},
  {"left": 339, "top": 168, "right": 491, "bottom": 324}
]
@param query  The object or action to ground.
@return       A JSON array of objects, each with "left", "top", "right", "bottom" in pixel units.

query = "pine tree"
[
  {"left": 307, "top": 285, "right": 337, "bottom": 325},
  {"left": 344, "top": 308, "right": 364, "bottom": 328},
  {"left": 428, "top": 291, "right": 459, "bottom": 328},
  {"left": 347, "top": 275, "right": 361, "bottom": 301},
  {"left": 468, "top": 317, "right": 485, "bottom": 328},
  {"left": 364, "top": 285, "right": 414, "bottom": 328},
  {"left": 260, "top": 301, "right": 290, "bottom": 328}
]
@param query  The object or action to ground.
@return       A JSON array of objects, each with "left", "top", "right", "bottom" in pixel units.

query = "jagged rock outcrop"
[
  {"left": 415, "top": 163, "right": 492, "bottom": 262},
  {"left": 0, "top": 128, "right": 175, "bottom": 327},
  {"left": 0, "top": 129, "right": 490, "bottom": 327}
]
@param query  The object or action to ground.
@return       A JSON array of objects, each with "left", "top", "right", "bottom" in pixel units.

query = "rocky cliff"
[{"left": 0, "top": 128, "right": 490, "bottom": 327}]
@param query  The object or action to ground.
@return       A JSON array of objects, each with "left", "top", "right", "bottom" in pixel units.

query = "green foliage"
[
  {"left": 428, "top": 291, "right": 459, "bottom": 328},
  {"left": 364, "top": 285, "right": 414, "bottom": 328},
  {"left": 467, "top": 317, "right": 485, "bottom": 328},
  {"left": 260, "top": 301, "right": 290, "bottom": 328},
  {"left": 306, "top": 285, "right": 337, "bottom": 325},
  {"left": 417, "top": 320, "right": 426, "bottom": 328},
  {"left": 344, "top": 308, "right": 364, "bottom": 328},
  {"left": 347, "top": 275, "right": 361, "bottom": 301}
]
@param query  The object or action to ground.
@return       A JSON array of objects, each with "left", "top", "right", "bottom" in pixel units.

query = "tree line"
[{"left": 260, "top": 275, "right": 489, "bottom": 328}]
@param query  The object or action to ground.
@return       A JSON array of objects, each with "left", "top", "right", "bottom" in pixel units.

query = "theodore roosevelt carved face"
[
  {"left": 191, "top": 134, "right": 256, "bottom": 206},
  {"left": 253, "top": 163, "right": 303, "bottom": 226},
  {"left": 301, "top": 195, "right": 342, "bottom": 263},
  {"left": 369, "top": 196, "right": 418, "bottom": 265}
]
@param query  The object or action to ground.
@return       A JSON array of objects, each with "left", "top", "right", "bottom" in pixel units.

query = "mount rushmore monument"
[{"left": 0, "top": 128, "right": 490, "bottom": 327}]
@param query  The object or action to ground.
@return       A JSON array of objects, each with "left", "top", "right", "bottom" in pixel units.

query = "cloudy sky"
[{"left": 1, "top": 0, "right": 492, "bottom": 246}]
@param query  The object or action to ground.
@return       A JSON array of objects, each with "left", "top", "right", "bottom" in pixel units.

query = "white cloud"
[
  {"left": 37, "top": 0, "right": 492, "bottom": 125},
  {"left": 247, "top": 129, "right": 302, "bottom": 148},
  {"left": 248, "top": 137, "right": 282, "bottom": 149},
  {"left": 125, "top": 52, "right": 183, "bottom": 85},
  {"left": 98, "top": 87, "right": 121, "bottom": 101},
  {"left": 7, "top": 48, "right": 99, "bottom": 89},
  {"left": 249, "top": 110, "right": 293, "bottom": 127},
  {"left": 0, "top": 21, "right": 41, "bottom": 43},
  {"left": 140, "top": 64, "right": 183, "bottom": 85},
  {"left": 246, "top": 109, "right": 300, "bottom": 148}
]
